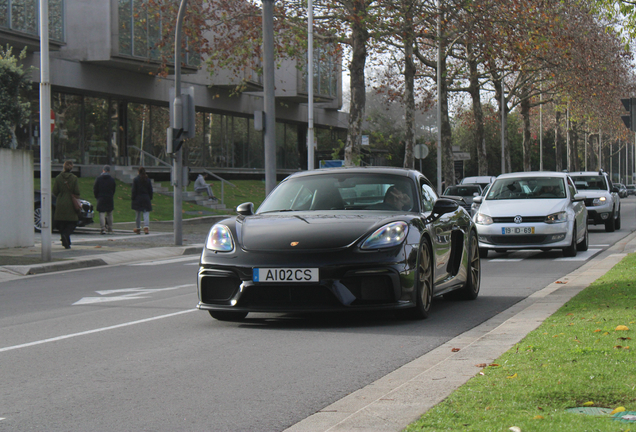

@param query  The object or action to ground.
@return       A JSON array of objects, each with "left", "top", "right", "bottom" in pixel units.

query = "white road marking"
[
  {"left": 489, "top": 258, "right": 523, "bottom": 262},
  {"left": 555, "top": 249, "right": 602, "bottom": 261},
  {"left": 73, "top": 284, "right": 193, "bottom": 305},
  {"left": 590, "top": 244, "right": 609, "bottom": 247},
  {"left": 0, "top": 309, "right": 196, "bottom": 354},
  {"left": 127, "top": 256, "right": 200, "bottom": 266}
]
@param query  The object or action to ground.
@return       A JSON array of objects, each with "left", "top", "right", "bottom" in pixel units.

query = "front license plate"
[
  {"left": 502, "top": 227, "right": 534, "bottom": 235},
  {"left": 253, "top": 268, "right": 319, "bottom": 283}
]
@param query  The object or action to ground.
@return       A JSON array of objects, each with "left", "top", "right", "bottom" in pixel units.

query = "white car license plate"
[
  {"left": 502, "top": 227, "right": 534, "bottom": 235},
  {"left": 253, "top": 268, "right": 319, "bottom": 283}
]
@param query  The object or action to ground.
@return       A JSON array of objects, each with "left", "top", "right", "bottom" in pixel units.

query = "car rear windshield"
[
  {"left": 257, "top": 173, "right": 418, "bottom": 213},
  {"left": 570, "top": 175, "right": 608, "bottom": 191},
  {"left": 444, "top": 186, "right": 480, "bottom": 196},
  {"left": 486, "top": 177, "right": 567, "bottom": 200}
]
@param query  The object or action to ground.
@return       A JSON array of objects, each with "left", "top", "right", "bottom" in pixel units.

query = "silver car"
[{"left": 472, "top": 172, "right": 588, "bottom": 258}]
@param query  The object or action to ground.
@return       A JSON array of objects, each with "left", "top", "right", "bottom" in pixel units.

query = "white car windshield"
[
  {"left": 486, "top": 177, "right": 567, "bottom": 200},
  {"left": 571, "top": 175, "right": 608, "bottom": 191}
]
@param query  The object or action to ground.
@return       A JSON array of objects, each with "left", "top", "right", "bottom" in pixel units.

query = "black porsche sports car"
[
  {"left": 34, "top": 190, "right": 94, "bottom": 232},
  {"left": 197, "top": 167, "right": 480, "bottom": 321}
]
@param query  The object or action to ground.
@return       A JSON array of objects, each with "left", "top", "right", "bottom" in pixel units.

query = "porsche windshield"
[
  {"left": 486, "top": 177, "right": 567, "bottom": 200},
  {"left": 257, "top": 173, "right": 417, "bottom": 213}
]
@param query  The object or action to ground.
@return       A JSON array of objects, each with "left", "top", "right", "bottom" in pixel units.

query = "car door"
[
  {"left": 420, "top": 180, "right": 453, "bottom": 283},
  {"left": 567, "top": 176, "right": 586, "bottom": 240}
]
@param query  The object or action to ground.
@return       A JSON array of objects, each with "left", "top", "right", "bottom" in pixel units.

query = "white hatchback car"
[{"left": 472, "top": 172, "right": 588, "bottom": 258}]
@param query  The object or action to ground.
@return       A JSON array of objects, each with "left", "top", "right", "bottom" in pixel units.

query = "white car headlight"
[
  {"left": 545, "top": 211, "right": 567, "bottom": 224},
  {"left": 206, "top": 224, "right": 234, "bottom": 252},
  {"left": 361, "top": 222, "right": 408, "bottom": 250},
  {"left": 592, "top": 196, "right": 607, "bottom": 206},
  {"left": 475, "top": 213, "right": 493, "bottom": 225}
]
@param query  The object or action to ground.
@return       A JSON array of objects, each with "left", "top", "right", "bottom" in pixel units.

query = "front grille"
[
  {"left": 492, "top": 216, "right": 545, "bottom": 223},
  {"left": 489, "top": 235, "right": 548, "bottom": 245},
  {"left": 238, "top": 285, "right": 341, "bottom": 308},
  {"left": 341, "top": 275, "right": 394, "bottom": 304},
  {"left": 200, "top": 275, "right": 241, "bottom": 303}
]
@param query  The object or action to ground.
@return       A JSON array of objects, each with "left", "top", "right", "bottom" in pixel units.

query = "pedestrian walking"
[
  {"left": 131, "top": 166, "right": 153, "bottom": 234},
  {"left": 194, "top": 173, "right": 218, "bottom": 201},
  {"left": 52, "top": 160, "right": 80, "bottom": 249},
  {"left": 93, "top": 165, "right": 117, "bottom": 234}
]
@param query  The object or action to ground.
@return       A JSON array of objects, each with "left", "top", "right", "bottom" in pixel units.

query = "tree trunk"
[
  {"left": 343, "top": 0, "right": 368, "bottom": 166},
  {"left": 520, "top": 88, "right": 532, "bottom": 171},
  {"left": 439, "top": 47, "right": 455, "bottom": 185},
  {"left": 571, "top": 121, "right": 579, "bottom": 171},
  {"left": 467, "top": 46, "right": 487, "bottom": 175},
  {"left": 402, "top": 4, "right": 416, "bottom": 169},
  {"left": 492, "top": 73, "right": 509, "bottom": 175},
  {"left": 555, "top": 110, "right": 563, "bottom": 171}
]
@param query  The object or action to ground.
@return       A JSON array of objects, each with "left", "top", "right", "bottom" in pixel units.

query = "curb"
[{"left": 2, "top": 245, "right": 203, "bottom": 276}]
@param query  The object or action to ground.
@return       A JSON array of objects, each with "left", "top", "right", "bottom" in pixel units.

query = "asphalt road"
[{"left": 0, "top": 198, "right": 634, "bottom": 432}]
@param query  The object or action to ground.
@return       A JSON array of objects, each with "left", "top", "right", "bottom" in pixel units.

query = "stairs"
[{"left": 111, "top": 166, "right": 226, "bottom": 210}]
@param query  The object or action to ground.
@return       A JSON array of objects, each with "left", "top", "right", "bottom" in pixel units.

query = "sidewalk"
[{"left": 0, "top": 215, "right": 224, "bottom": 281}]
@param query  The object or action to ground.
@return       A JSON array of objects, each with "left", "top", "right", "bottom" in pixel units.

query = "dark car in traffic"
[
  {"left": 34, "top": 190, "right": 94, "bottom": 231},
  {"left": 197, "top": 167, "right": 481, "bottom": 321}
]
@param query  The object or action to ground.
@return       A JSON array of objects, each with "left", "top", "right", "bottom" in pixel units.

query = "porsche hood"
[{"left": 237, "top": 213, "right": 397, "bottom": 251}]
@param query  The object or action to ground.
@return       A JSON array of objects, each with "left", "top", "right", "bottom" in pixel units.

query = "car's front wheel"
[
  {"left": 563, "top": 224, "right": 578, "bottom": 257},
  {"left": 605, "top": 210, "right": 616, "bottom": 232},
  {"left": 576, "top": 224, "right": 589, "bottom": 252},
  {"left": 209, "top": 311, "right": 248, "bottom": 321},
  {"left": 615, "top": 209, "right": 621, "bottom": 230},
  {"left": 405, "top": 237, "right": 433, "bottom": 320},
  {"left": 34, "top": 205, "right": 42, "bottom": 232}
]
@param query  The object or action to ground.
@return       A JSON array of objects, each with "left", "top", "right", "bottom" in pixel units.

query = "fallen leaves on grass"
[
  {"left": 611, "top": 406, "right": 626, "bottom": 415},
  {"left": 615, "top": 325, "right": 630, "bottom": 331}
]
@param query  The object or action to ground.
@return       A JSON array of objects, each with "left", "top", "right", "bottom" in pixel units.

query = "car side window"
[
  {"left": 566, "top": 176, "right": 577, "bottom": 198},
  {"left": 420, "top": 182, "right": 436, "bottom": 212}
]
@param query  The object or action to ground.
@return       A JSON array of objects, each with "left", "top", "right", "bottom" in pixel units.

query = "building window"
[
  {"left": 0, "top": 0, "right": 64, "bottom": 42},
  {"left": 302, "top": 46, "right": 338, "bottom": 98},
  {"left": 118, "top": 0, "right": 199, "bottom": 67}
]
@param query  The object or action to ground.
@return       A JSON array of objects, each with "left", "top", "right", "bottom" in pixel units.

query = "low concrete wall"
[{"left": 0, "top": 149, "right": 34, "bottom": 248}]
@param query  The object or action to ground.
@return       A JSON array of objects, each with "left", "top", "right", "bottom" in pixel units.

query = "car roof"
[
  {"left": 287, "top": 166, "right": 419, "bottom": 179},
  {"left": 496, "top": 171, "right": 570, "bottom": 179},
  {"left": 461, "top": 176, "right": 495, "bottom": 183},
  {"left": 568, "top": 171, "right": 609, "bottom": 177}
]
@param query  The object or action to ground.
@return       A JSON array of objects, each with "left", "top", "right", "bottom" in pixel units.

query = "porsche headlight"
[
  {"left": 206, "top": 224, "right": 234, "bottom": 252},
  {"left": 361, "top": 222, "right": 408, "bottom": 250},
  {"left": 475, "top": 213, "right": 493, "bottom": 225},
  {"left": 545, "top": 211, "right": 567, "bottom": 224},
  {"left": 592, "top": 196, "right": 607, "bottom": 206}
]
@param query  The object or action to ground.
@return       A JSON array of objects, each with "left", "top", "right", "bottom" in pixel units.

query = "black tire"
[
  {"left": 447, "top": 230, "right": 480, "bottom": 300},
  {"left": 576, "top": 224, "right": 589, "bottom": 252},
  {"left": 605, "top": 211, "right": 615, "bottom": 232},
  {"left": 615, "top": 209, "right": 621, "bottom": 230},
  {"left": 34, "top": 205, "right": 42, "bottom": 232},
  {"left": 562, "top": 224, "right": 578, "bottom": 257},
  {"left": 479, "top": 248, "right": 488, "bottom": 259},
  {"left": 405, "top": 237, "right": 434, "bottom": 320},
  {"left": 208, "top": 311, "right": 248, "bottom": 321}
]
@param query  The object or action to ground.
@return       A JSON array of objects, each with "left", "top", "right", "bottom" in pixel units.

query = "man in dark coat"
[
  {"left": 93, "top": 165, "right": 117, "bottom": 234},
  {"left": 52, "top": 160, "right": 80, "bottom": 249}
]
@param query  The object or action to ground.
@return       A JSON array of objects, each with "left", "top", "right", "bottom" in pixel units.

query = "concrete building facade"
[{"left": 1, "top": 0, "right": 349, "bottom": 177}]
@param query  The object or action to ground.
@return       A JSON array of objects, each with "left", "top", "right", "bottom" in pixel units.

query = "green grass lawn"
[
  {"left": 405, "top": 253, "right": 636, "bottom": 432},
  {"left": 35, "top": 177, "right": 267, "bottom": 223}
]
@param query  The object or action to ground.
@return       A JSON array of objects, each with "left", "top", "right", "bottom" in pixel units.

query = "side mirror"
[
  {"left": 472, "top": 196, "right": 483, "bottom": 204},
  {"left": 572, "top": 193, "right": 585, "bottom": 202},
  {"left": 432, "top": 198, "right": 459, "bottom": 216},
  {"left": 236, "top": 202, "right": 254, "bottom": 216},
  {"left": 473, "top": 192, "right": 479, "bottom": 196}
]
